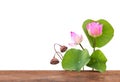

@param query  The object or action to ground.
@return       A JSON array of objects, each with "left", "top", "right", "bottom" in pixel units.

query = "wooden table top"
[{"left": 0, "top": 70, "right": 119, "bottom": 82}]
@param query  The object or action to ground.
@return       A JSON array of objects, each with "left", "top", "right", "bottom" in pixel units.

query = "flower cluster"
[{"left": 50, "top": 19, "right": 114, "bottom": 72}]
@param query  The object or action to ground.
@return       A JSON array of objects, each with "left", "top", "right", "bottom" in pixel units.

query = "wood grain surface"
[{"left": 0, "top": 70, "right": 119, "bottom": 82}]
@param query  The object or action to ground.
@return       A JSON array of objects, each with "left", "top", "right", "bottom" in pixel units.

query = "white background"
[{"left": 0, "top": 0, "right": 120, "bottom": 70}]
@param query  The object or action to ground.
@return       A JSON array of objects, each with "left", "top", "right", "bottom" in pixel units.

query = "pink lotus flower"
[
  {"left": 86, "top": 22, "right": 103, "bottom": 37},
  {"left": 69, "top": 32, "right": 83, "bottom": 46}
]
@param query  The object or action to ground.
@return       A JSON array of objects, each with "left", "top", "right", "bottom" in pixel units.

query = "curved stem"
[
  {"left": 57, "top": 52, "right": 63, "bottom": 58},
  {"left": 54, "top": 43, "right": 63, "bottom": 60},
  {"left": 54, "top": 43, "right": 61, "bottom": 47},
  {"left": 53, "top": 52, "right": 62, "bottom": 60}
]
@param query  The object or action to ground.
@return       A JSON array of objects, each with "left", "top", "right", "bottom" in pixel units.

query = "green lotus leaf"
[
  {"left": 82, "top": 19, "right": 114, "bottom": 48},
  {"left": 87, "top": 49, "right": 107, "bottom": 72},
  {"left": 62, "top": 48, "right": 90, "bottom": 71}
]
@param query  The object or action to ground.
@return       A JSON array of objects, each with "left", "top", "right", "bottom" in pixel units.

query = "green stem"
[
  {"left": 93, "top": 38, "right": 96, "bottom": 52},
  {"left": 92, "top": 38, "right": 96, "bottom": 71},
  {"left": 79, "top": 43, "right": 85, "bottom": 50},
  {"left": 83, "top": 67, "right": 84, "bottom": 71},
  {"left": 79, "top": 43, "right": 85, "bottom": 71}
]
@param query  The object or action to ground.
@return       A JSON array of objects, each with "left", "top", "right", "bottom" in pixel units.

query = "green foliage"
[
  {"left": 82, "top": 19, "right": 114, "bottom": 48},
  {"left": 87, "top": 50, "right": 107, "bottom": 72},
  {"left": 61, "top": 19, "right": 114, "bottom": 73},
  {"left": 62, "top": 48, "right": 90, "bottom": 71}
]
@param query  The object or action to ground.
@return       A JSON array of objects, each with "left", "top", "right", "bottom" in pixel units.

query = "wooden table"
[{"left": 0, "top": 70, "right": 119, "bottom": 82}]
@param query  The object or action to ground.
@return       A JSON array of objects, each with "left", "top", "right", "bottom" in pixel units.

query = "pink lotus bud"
[
  {"left": 69, "top": 32, "right": 83, "bottom": 45},
  {"left": 86, "top": 22, "right": 103, "bottom": 37}
]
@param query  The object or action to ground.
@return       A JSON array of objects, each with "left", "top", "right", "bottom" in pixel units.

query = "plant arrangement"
[{"left": 50, "top": 19, "right": 114, "bottom": 72}]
